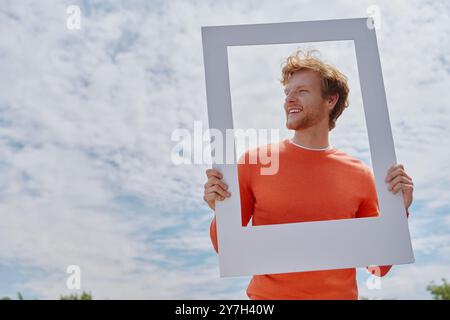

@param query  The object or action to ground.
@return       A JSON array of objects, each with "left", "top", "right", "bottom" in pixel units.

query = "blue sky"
[{"left": 0, "top": 0, "right": 449, "bottom": 299}]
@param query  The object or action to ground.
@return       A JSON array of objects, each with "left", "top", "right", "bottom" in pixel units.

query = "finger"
[
  {"left": 206, "top": 168, "right": 223, "bottom": 180},
  {"left": 386, "top": 167, "right": 404, "bottom": 181},
  {"left": 402, "top": 183, "right": 414, "bottom": 195},
  {"left": 385, "top": 167, "right": 411, "bottom": 183},
  {"left": 388, "top": 175, "right": 412, "bottom": 190},
  {"left": 389, "top": 177, "right": 413, "bottom": 192},
  {"left": 210, "top": 185, "right": 231, "bottom": 198},
  {"left": 404, "top": 171, "right": 412, "bottom": 181},
  {"left": 392, "top": 166, "right": 412, "bottom": 181},
  {"left": 392, "top": 182, "right": 413, "bottom": 194},
  {"left": 204, "top": 176, "right": 228, "bottom": 191},
  {"left": 387, "top": 164, "right": 405, "bottom": 175},
  {"left": 392, "top": 183, "right": 402, "bottom": 194},
  {"left": 204, "top": 192, "right": 225, "bottom": 203},
  {"left": 206, "top": 185, "right": 230, "bottom": 198}
]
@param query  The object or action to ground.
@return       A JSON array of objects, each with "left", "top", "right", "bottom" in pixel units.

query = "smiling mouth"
[{"left": 288, "top": 108, "right": 302, "bottom": 115}]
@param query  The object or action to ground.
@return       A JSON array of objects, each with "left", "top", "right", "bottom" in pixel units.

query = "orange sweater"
[{"left": 210, "top": 138, "right": 409, "bottom": 300}]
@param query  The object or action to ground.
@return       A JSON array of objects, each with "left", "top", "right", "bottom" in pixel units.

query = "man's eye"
[{"left": 284, "top": 89, "right": 306, "bottom": 95}]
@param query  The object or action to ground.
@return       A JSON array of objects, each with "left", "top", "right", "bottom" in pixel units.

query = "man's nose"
[{"left": 285, "top": 93, "right": 297, "bottom": 103}]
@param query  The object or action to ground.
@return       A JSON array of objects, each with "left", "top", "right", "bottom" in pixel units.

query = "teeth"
[{"left": 289, "top": 109, "right": 301, "bottom": 114}]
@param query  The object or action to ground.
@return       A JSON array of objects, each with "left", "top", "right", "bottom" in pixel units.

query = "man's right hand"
[{"left": 203, "top": 168, "right": 231, "bottom": 211}]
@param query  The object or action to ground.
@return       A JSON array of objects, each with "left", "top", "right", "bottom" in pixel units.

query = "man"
[{"left": 203, "top": 50, "right": 414, "bottom": 300}]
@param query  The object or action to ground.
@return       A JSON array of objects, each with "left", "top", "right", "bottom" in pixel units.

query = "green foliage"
[
  {"left": 0, "top": 292, "right": 23, "bottom": 300},
  {"left": 427, "top": 278, "right": 450, "bottom": 300},
  {"left": 0, "top": 279, "right": 448, "bottom": 300},
  {"left": 59, "top": 291, "right": 93, "bottom": 300},
  {"left": 1, "top": 291, "right": 93, "bottom": 300}
]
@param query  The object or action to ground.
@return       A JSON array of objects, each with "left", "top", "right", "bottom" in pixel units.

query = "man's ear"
[{"left": 327, "top": 93, "right": 339, "bottom": 111}]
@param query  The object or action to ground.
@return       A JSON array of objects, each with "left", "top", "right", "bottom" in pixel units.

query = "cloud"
[{"left": 0, "top": 0, "right": 449, "bottom": 299}]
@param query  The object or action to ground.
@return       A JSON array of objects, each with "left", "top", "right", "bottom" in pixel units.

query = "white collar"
[{"left": 289, "top": 138, "right": 332, "bottom": 151}]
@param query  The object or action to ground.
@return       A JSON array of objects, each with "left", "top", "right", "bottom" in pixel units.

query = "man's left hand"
[{"left": 385, "top": 164, "right": 414, "bottom": 209}]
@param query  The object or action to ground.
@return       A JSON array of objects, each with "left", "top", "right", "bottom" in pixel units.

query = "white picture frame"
[{"left": 201, "top": 18, "right": 414, "bottom": 277}]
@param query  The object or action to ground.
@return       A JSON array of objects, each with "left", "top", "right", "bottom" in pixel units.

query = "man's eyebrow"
[{"left": 284, "top": 85, "right": 308, "bottom": 93}]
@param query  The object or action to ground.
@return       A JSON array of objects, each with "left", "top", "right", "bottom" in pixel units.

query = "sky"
[{"left": 0, "top": 0, "right": 449, "bottom": 299}]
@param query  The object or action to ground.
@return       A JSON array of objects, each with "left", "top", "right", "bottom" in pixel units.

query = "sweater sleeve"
[
  {"left": 355, "top": 168, "right": 380, "bottom": 218},
  {"left": 365, "top": 208, "right": 410, "bottom": 277},
  {"left": 209, "top": 152, "right": 255, "bottom": 254},
  {"left": 355, "top": 167, "right": 411, "bottom": 276}
]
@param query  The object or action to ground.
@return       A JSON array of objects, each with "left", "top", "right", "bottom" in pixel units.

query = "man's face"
[{"left": 283, "top": 69, "right": 330, "bottom": 131}]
